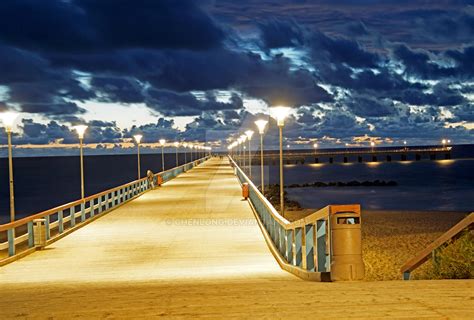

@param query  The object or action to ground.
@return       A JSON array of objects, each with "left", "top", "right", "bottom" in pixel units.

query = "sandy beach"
[{"left": 286, "top": 209, "right": 469, "bottom": 280}]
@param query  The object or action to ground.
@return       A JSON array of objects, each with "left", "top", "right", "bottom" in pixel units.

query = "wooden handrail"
[
  {"left": 400, "top": 212, "right": 474, "bottom": 278},
  {"left": 0, "top": 157, "right": 208, "bottom": 232},
  {"left": 228, "top": 156, "right": 360, "bottom": 230}
]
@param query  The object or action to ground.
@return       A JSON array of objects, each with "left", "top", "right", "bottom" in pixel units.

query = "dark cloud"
[
  {"left": 258, "top": 19, "right": 306, "bottom": 49},
  {"left": 0, "top": 0, "right": 224, "bottom": 52}
]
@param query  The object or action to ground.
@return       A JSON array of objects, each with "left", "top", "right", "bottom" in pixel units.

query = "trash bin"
[
  {"left": 329, "top": 205, "right": 364, "bottom": 281},
  {"left": 242, "top": 183, "right": 249, "bottom": 199},
  {"left": 33, "top": 219, "right": 47, "bottom": 249},
  {"left": 156, "top": 175, "right": 163, "bottom": 186}
]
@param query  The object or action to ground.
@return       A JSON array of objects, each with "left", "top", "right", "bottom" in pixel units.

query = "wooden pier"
[{"left": 0, "top": 157, "right": 472, "bottom": 318}]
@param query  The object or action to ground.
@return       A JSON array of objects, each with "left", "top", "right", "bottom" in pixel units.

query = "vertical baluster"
[
  {"left": 70, "top": 206, "right": 76, "bottom": 227},
  {"left": 45, "top": 215, "right": 51, "bottom": 240},
  {"left": 98, "top": 195, "right": 103, "bottom": 214},
  {"left": 105, "top": 193, "right": 110, "bottom": 210},
  {"left": 305, "top": 224, "right": 315, "bottom": 271},
  {"left": 81, "top": 202, "right": 86, "bottom": 222},
  {"left": 285, "top": 229, "right": 293, "bottom": 264},
  {"left": 295, "top": 227, "right": 303, "bottom": 267},
  {"left": 90, "top": 199, "right": 95, "bottom": 218},
  {"left": 58, "top": 210, "right": 64, "bottom": 233},
  {"left": 7, "top": 228, "right": 15, "bottom": 256},
  {"left": 28, "top": 221, "right": 34, "bottom": 248},
  {"left": 316, "top": 219, "right": 329, "bottom": 272}
]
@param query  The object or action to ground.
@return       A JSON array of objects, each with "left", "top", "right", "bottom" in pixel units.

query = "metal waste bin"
[
  {"left": 330, "top": 205, "right": 364, "bottom": 281},
  {"left": 242, "top": 183, "right": 249, "bottom": 199},
  {"left": 156, "top": 175, "right": 163, "bottom": 187},
  {"left": 33, "top": 219, "right": 47, "bottom": 249}
]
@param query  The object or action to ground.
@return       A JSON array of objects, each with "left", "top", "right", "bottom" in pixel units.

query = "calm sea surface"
[
  {"left": 0, "top": 145, "right": 473, "bottom": 224},
  {"left": 250, "top": 144, "right": 474, "bottom": 212}
]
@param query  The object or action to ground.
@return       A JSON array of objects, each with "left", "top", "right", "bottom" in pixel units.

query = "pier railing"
[
  {"left": 229, "top": 156, "right": 360, "bottom": 281},
  {"left": 0, "top": 156, "right": 210, "bottom": 266},
  {"left": 400, "top": 212, "right": 474, "bottom": 280}
]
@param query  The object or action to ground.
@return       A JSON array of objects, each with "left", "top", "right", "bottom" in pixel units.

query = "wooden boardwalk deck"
[{"left": 0, "top": 158, "right": 472, "bottom": 319}]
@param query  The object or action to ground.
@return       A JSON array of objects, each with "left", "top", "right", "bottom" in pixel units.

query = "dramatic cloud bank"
[{"left": 0, "top": 0, "right": 472, "bottom": 153}]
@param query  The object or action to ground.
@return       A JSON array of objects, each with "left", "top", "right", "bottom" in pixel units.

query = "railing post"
[
  {"left": 285, "top": 229, "right": 293, "bottom": 264},
  {"left": 7, "top": 228, "right": 15, "bottom": 256},
  {"left": 105, "top": 193, "right": 110, "bottom": 210},
  {"left": 98, "top": 195, "right": 103, "bottom": 213},
  {"left": 27, "top": 221, "right": 34, "bottom": 248},
  {"left": 58, "top": 210, "right": 64, "bottom": 234},
  {"left": 45, "top": 215, "right": 51, "bottom": 240},
  {"left": 316, "top": 219, "right": 329, "bottom": 272},
  {"left": 295, "top": 227, "right": 303, "bottom": 267},
  {"left": 90, "top": 199, "right": 95, "bottom": 218},
  {"left": 403, "top": 271, "right": 411, "bottom": 280},
  {"left": 81, "top": 202, "right": 86, "bottom": 222},
  {"left": 70, "top": 206, "right": 76, "bottom": 227},
  {"left": 305, "top": 224, "right": 315, "bottom": 271}
]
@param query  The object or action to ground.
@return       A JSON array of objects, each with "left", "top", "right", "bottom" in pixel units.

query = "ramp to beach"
[{"left": 0, "top": 158, "right": 472, "bottom": 318}]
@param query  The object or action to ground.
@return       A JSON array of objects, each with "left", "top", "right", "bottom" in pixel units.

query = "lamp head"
[
  {"left": 370, "top": 141, "right": 375, "bottom": 147},
  {"left": 270, "top": 106, "right": 290, "bottom": 127},
  {"left": 183, "top": 143, "right": 188, "bottom": 148},
  {"left": 404, "top": 140, "right": 407, "bottom": 145},
  {"left": 245, "top": 130, "right": 254, "bottom": 140},
  {"left": 254, "top": 119, "right": 268, "bottom": 135},
  {"left": 313, "top": 143, "right": 318, "bottom": 148},
  {"left": 447, "top": 139, "right": 451, "bottom": 143},
  {"left": 73, "top": 125, "right": 88, "bottom": 139},
  {"left": 0, "top": 111, "right": 18, "bottom": 132},
  {"left": 174, "top": 142, "right": 179, "bottom": 147},
  {"left": 442, "top": 139, "right": 446, "bottom": 144},
  {"left": 133, "top": 134, "right": 143, "bottom": 144},
  {"left": 240, "top": 134, "right": 247, "bottom": 142},
  {"left": 159, "top": 139, "right": 166, "bottom": 146}
]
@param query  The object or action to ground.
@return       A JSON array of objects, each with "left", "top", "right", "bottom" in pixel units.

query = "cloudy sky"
[{"left": 0, "top": 0, "right": 472, "bottom": 155}]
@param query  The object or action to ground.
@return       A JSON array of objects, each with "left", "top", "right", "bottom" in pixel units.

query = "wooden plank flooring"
[{"left": 0, "top": 157, "right": 472, "bottom": 319}]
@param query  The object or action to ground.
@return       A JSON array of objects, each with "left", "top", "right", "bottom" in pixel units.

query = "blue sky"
[{"left": 0, "top": 0, "right": 472, "bottom": 154}]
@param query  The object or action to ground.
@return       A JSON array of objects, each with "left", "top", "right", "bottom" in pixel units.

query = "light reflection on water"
[{"left": 253, "top": 158, "right": 474, "bottom": 212}]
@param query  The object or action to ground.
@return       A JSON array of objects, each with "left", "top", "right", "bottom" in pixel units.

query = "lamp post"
[
  {"left": 0, "top": 112, "right": 18, "bottom": 222},
  {"left": 73, "top": 125, "right": 88, "bottom": 200},
  {"left": 159, "top": 139, "right": 166, "bottom": 171},
  {"left": 403, "top": 140, "right": 407, "bottom": 151},
  {"left": 133, "top": 134, "right": 143, "bottom": 179},
  {"left": 442, "top": 139, "right": 447, "bottom": 149},
  {"left": 174, "top": 142, "right": 179, "bottom": 166},
  {"left": 313, "top": 143, "right": 318, "bottom": 156},
  {"left": 371, "top": 141, "right": 375, "bottom": 152},
  {"left": 245, "top": 130, "right": 254, "bottom": 178},
  {"left": 240, "top": 134, "right": 247, "bottom": 172},
  {"left": 255, "top": 120, "right": 268, "bottom": 195},
  {"left": 270, "top": 106, "right": 290, "bottom": 217},
  {"left": 183, "top": 143, "right": 188, "bottom": 163}
]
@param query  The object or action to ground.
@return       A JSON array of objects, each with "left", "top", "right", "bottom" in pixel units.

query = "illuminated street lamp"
[
  {"left": 73, "top": 125, "right": 88, "bottom": 200},
  {"left": 240, "top": 134, "right": 247, "bottom": 170},
  {"left": 403, "top": 140, "right": 407, "bottom": 151},
  {"left": 255, "top": 120, "right": 268, "bottom": 195},
  {"left": 370, "top": 141, "right": 375, "bottom": 152},
  {"left": 183, "top": 143, "right": 188, "bottom": 163},
  {"left": 313, "top": 143, "right": 318, "bottom": 155},
  {"left": 174, "top": 142, "right": 179, "bottom": 166},
  {"left": 189, "top": 144, "right": 194, "bottom": 161},
  {"left": 0, "top": 112, "right": 18, "bottom": 222},
  {"left": 270, "top": 106, "right": 291, "bottom": 217},
  {"left": 133, "top": 134, "right": 143, "bottom": 179},
  {"left": 245, "top": 130, "right": 254, "bottom": 177},
  {"left": 159, "top": 139, "right": 166, "bottom": 171}
]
